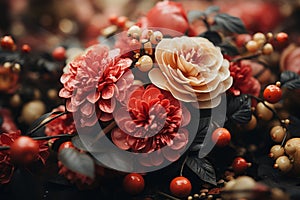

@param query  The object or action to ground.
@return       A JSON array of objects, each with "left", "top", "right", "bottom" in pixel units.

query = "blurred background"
[{"left": 1, "top": 0, "right": 300, "bottom": 51}]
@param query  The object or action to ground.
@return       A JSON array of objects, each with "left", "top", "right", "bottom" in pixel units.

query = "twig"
[
  {"left": 32, "top": 133, "right": 76, "bottom": 140},
  {"left": 93, "top": 121, "right": 117, "bottom": 144},
  {"left": 28, "top": 111, "right": 68, "bottom": 135},
  {"left": 232, "top": 52, "right": 262, "bottom": 62},
  {"left": 180, "top": 156, "right": 188, "bottom": 176}
]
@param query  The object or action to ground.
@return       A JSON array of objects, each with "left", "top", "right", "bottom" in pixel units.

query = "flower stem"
[
  {"left": 180, "top": 156, "right": 188, "bottom": 176},
  {"left": 28, "top": 111, "right": 68, "bottom": 135},
  {"left": 93, "top": 121, "right": 117, "bottom": 142},
  {"left": 232, "top": 52, "right": 262, "bottom": 62},
  {"left": 248, "top": 94, "right": 289, "bottom": 146},
  {"left": 32, "top": 133, "right": 76, "bottom": 140}
]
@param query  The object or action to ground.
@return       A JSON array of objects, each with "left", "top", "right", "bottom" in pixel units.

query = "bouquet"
[{"left": 0, "top": 1, "right": 300, "bottom": 199}]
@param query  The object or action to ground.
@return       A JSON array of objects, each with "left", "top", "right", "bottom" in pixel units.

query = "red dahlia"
[
  {"left": 112, "top": 85, "right": 190, "bottom": 165},
  {"left": 229, "top": 61, "right": 261, "bottom": 97}
]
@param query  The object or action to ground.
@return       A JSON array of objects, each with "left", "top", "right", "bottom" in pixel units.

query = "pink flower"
[
  {"left": 59, "top": 44, "right": 133, "bottom": 127},
  {"left": 280, "top": 44, "right": 300, "bottom": 75},
  {"left": 145, "top": 1, "right": 189, "bottom": 36},
  {"left": 111, "top": 85, "right": 190, "bottom": 165},
  {"left": 229, "top": 61, "right": 261, "bottom": 97},
  {"left": 45, "top": 105, "right": 76, "bottom": 136}
]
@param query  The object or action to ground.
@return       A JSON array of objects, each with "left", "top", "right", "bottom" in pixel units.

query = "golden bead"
[
  {"left": 263, "top": 43, "right": 274, "bottom": 55},
  {"left": 137, "top": 55, "right": 153, "bottom": 72},
  {"left": 246, "top": 40, "right": 259, "bottom": 52},
  {"left": 150, "top": 31, "right": 163, "bottom": 44},
  {"left": 253, "top": 32, "right": 266, "bottom": 43},
  {"left": 127, "top": 25, "right": 141, "bottom": 39}
]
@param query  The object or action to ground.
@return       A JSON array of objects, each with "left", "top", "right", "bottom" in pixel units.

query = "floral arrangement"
[{"left": 1, "top": 1, "right": 300, "bottom": 200}]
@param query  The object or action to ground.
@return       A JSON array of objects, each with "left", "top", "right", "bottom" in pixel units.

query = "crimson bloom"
[
  {"left": 229, "top": 61, "right": 261, "bottom": 97},
  {"left": 144, "top": 1, "right": 189, "bottom": 36},
  {"left": 0, "top": 131, "right": 20, "bottom": 184},
  {"left": 59, "top": 45, "right": 133, "bottom": 127},
  {"left": 111, "top": 85, "right": 190, "bottom": 166}
]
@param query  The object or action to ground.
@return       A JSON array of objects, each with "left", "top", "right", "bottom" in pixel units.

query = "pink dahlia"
[
  {"left": 111, "top": 85, "right": 190, "bottom": 165},
  {"left": 45, "top": 105, "right": 76, "bottom": 136},
  {"left": 59, "top": 44, "right": 133, "bottom": 127},
  {"left": 229, "top": 61, "right": 261, "bottom": 97}
]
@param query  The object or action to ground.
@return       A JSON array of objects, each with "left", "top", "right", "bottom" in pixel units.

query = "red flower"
[
  {"left": 144, "top": 1, "right": 189, "bottom": 36},
  {"left": 59, "top": 44, "right": 133, "bottom": 127},
  {"left": 111, "top": 85, "right": 190, "bottom": 165},
  {"left": 45, "top": 105, "right": 76, "bottom": 136},
  {"left": 229, "top": 61, "right": 261, "bottom": 97},
  {"left": 0, "top": 131, "right": 20, "bottom": 184},
  {"left": 280, "top": 45, "right": 300, "bottom": 75}
]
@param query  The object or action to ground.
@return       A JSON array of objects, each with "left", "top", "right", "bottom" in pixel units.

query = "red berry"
[
  {"left": 263, "top": 84, "right": 282, "bottom": 103},
  {"left": 117, "top": 16, "right": 128, "bottom": 28},
  {"left": 123, "top": 173, "right": 145, "bottom": 195},
  {"left": 169, "top": 176, "right": 192, "bottom": 198},
  {"left": 10, "top": 136, "right": 39, "bottom": 164},
  {"left": 212, "top": 128, "right": 231, "bottom": 147},
  {"left": 276, "top": 32, "right": 288, "bottom": 43},
  {"left": 232, "top": 157, "right": 250, "bottom": 173},
  {"left": 58, "top": 141, "right": 74, "bottom": 152},
  {"left": 21, "top": 44, "right": 31, "bottom": 53},
  {"left": 1, "top": 36, "right": 15, "bottom": 50},
  {"left": 52, "top": 46, "right": 66, "bottom": 61},
  {"left": 109, "top": 14, "right": 118, "bottom": 24}
]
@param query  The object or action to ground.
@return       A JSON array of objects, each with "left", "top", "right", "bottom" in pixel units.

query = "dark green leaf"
[
  {"left": 186, "top": 156, "right": 216, "bottom": 185},
  {"left": 71, "top": 135, "right": 89, "bottom": 151},
  {"left": 189, "top": 117, "right": 211, "bottom": 152},
  {"left": 58, "top": 148, "right": 95, "bottom": 179},
  {"left": 219, "top": 42, "right": 239, "bottom": 56},
  {"left": 227, "top": 94, "right": 252, "bottom": 124},
  {"left": 280, "top": 71, "right": 300, "bottom": 90},
  {"left": 187, "top": 10, "right": 205, "bottom": 23},
  {"left": 214, "top": 13, "right": 247, "bottom": 34},
  {"left": 199, "top": 31, "right": 222, "bottom": 45},
  {"left": 204, "top": 6, "right": 220, "bottom": 15}
]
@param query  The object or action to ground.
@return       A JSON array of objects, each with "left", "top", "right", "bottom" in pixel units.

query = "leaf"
[
  {"left": 227, "top": 94, "right": 252, "bottom": 124},
  {"left": 280, "top": 71, "right": 300, "bottom": 90},
  {"left": 204, "top": 6, "right": 220, "bottom": 15},
  {"left": 199, "top": 31, "right": 222, "bottom": 45},
  {"left": 27, "top": 111, "right": 63, "bottom": 137},
  {"left": 187, "top": 10, "right": 206, "bottom": 23},
  {"left": 186, "top": 156, "right": 216, "bottom": 185},
  {"left": 189, "top": 117, "right": 211, "bottom": 151},
  {"left": 219, "top": 42, "right": 239, "bottom": 56},
  {"left": 58, "top": 148, "right": 95, "bottom": 179},
  {"left": 214, "top": 13, "right": 247, "bottom": 34},
  {"left": 71, "top": 135, "right": 89, "bottom": 151}
]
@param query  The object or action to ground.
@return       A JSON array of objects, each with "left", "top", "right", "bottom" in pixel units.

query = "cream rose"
[{"left": 149, "top": 36, "right": 233, "bottom": 108}]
